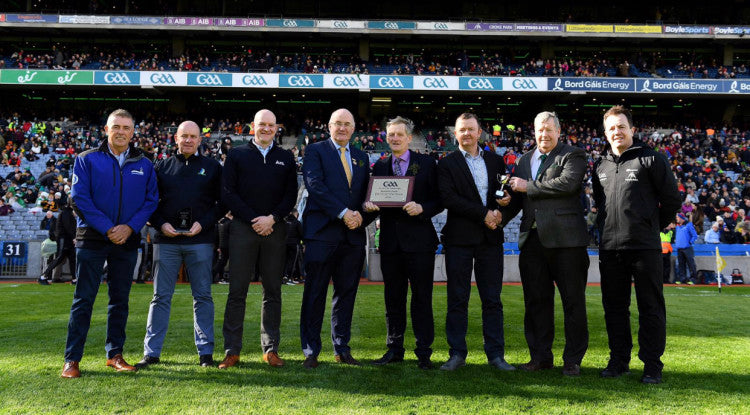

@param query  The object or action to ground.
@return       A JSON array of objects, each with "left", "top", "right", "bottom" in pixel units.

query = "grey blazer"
[{"left": 503, "top": 142, "right": 590, "bottom": 249}]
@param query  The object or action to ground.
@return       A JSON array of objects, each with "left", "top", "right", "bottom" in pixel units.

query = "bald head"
[
  {"left": 328, "top": 108, "right": 355, "bottom": 146},
  {"left": 253, "top": 109, "right": 277, "bottom": 148},
  {"left": 175, "top": 120, "right": 201, "bottom": 157}
]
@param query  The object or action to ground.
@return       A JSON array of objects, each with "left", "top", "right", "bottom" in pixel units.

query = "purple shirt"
[{"left": 392, "top": 151, "right": 410, "bottom": 176}]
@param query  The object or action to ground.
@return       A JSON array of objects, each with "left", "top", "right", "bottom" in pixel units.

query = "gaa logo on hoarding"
[
  {"left": 333, "top": 76, "right": 359, "bottom": 87},
  {"left": 424, "top": 78, "right": 449, "bottom": 88},
  {"left": 383, "top": 21, "right": 399, "bottom": 29},
  {"left": 242, "top": 75, "right": 268, "bottom": 86},
  {"left": 333, "top": 21, "right": 349, "bottom": 28},
  {"left": 467, "top": 78, "right": 493, "bottom": 89},
  {"left": 150, "top": 73, "right": 176, "bottom": 84},
  {"left": 196, "top": 74, "right": 224, "bottom": 85},
  {"left": 103, "top": 72, "right": 132, "bottom": 84},
  {"left": 283, "top": 20, "right": 298, "bottom": 27},
  {"left": 433, "top": 22, "right": 449, "bottom": 30},
  {"left": 511, "top": 79, "right": 537, "bottom": 89},
  {"left": 288, "top": 75, "right": 315, "bottom": 87},
  {"left": 377, "top": 77, "right": 405, "bottom": 88}
]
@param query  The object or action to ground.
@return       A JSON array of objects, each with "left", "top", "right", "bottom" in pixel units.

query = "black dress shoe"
[
  {"left": 302, "top": 356, "right": 319, "bottom": 369},
  {"left": 641, "top": 373, "right": 662, "bottom": 384},
  {"left": 562, "top": 362, "right": 581, "bottom": 376},
  {"left": 519, "top": 360, "right": 554, "bottom": 371},
  {"left": 199, "top": 354, "right": 215, "bottom": 367},
  {"left": 371, "top": 350, "right": 404, "bottom": 366},
  {"left": 417, "top": 357, "right": 433, "bottom": 370},
  {"left": 135, "top": 355, "right": 160, "bottom": 369},
  {"left": 600, "top": 363, "right": 630, "bottom": 378},
  {"left": 335, "top": 352, "right": 361, "bottom": 366}
]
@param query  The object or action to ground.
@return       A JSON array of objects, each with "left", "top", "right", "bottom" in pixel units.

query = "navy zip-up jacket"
[
  {"left": 222, "top": 142, "right": 297, "bottom": 225},
  {"left": 71, "top": 141, "right": 158, "bottom": 249},
  {"left": 150, "top": 152, "right": 223, "bottom": 244}
]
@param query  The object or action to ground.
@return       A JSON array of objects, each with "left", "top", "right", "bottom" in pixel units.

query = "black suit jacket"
[
  {"left": 372, "top": 150, "right": 441, "bottom": 253},
  {"left": 503, "top": 142, "right": 589, "bottom": 249},
  {"left": 437, "top": 148, "right": 506, "bottom": 246}
]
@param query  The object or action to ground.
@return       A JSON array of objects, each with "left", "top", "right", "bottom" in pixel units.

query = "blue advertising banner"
[
  {"left": 265, "top": 19, "right": 315, "bottom": 28},
  {"left": 186, "top": 73, "right": 232, "bottom": 87},
  {"left": 367, "top": 21, "right": 417, "bottom": 30},
  {"left": 636, "top": 79, "right": 723, "bottom": 94},
  {"left": 94, "top": 71, "right": 141, "bottom": 85},
  {"left": 713, "top": 26, "right": 750, "bottom": 35},
  {"left": 369, "top": 75, "right": 414, "bottom": 89},
  {"left": 459, "top": 77, "right": 503, "bottom": 91},
  {"left": 111, "top": 16, "right": 162, "bottom": 25},
  {"left": 279, "top": 74, "right": 324, "bottom": 88},
  {"left": 4, "top": 14, "right": 58, "bottom": 23},
  {"left": 663, "top": 25, "right": 711, "bottom": 34},
  {"left": 549, "top": 77, "right": 635, "bottom": 92}
]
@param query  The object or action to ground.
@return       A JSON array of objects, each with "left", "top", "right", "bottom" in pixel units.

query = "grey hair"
[
  {"left": 386, "top": 116, "right": 414, "bottom": 135},
  {"left": 534, "top": 111, "right": 560, "bottom": 131}
]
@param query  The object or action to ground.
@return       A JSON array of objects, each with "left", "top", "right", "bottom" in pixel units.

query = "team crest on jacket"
[
  {"left": 598, "top": 173, "right": 607, "bottom": 181},
  {"left": 625, "top": 169, "right": 638, "bottom": 182},
  {"left": 198, "top": 168, "right": 206, "bottom": 176},
  {"left": 131, "top": 167, "right": 144, "bottom": 176}
]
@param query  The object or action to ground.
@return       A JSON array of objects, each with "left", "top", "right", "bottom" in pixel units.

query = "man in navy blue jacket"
[
  {"left": 218, "top": 109, "right": 297, "bottom": 369},
  {"left": 299, "top": 108, "right": 371, "bottom": 368},
  {"left": 136, "top": 120, "right": 223, "bottom": 369},
  {"left": 61, "top": 109, "right": 158, "bottom": 378}
]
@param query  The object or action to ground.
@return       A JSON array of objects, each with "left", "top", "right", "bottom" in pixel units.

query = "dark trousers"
[
  {"left": 300, "top": 240, "right": 365, "bottom": 358},
  {"left": 64, "top": 244, "right": 137, "bottom": 362},
  {"left": 380, "top": 251, "right": 435, "bottom": 359},
  {"left": 43, "top": 238, "right": 76, "bottom": 280},
  {"left": 518, "top": 231, "right": 589, "bottom": 365},
  {"left": 676, "top": 247, "right": 697, "bottom": 283},
  {"left": 444, "top": 243, "right": 505, "bottom": 360},
  {"left": 599, "top": 249, "right": 666, "bottom": 374},
  {"left": 284, "top": 244, "right": 302, "bottom": 279},
  {"left": 662, "top": 253, "right": 672, "bottom": 283},
  {"left": 222, "top": 219, "right": 286, "bottom": 355}
]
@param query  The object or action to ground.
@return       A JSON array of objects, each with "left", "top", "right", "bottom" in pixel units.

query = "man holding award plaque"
[
  {"left": 363, "top": 116, "right": 442, "bottom": 370},
  {"left": 138, "top": 120, "right": 222, "bottom": 369},
  {"left": 437, "top": 113, "right": 515, "bottom": 372},
  {"left": 504, "top": 111, "right": 590, "bottom": 377}
]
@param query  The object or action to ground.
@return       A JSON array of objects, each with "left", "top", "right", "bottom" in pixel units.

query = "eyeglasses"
[{"left": 331, "top": 121, "right": 354, "bottom": 129}]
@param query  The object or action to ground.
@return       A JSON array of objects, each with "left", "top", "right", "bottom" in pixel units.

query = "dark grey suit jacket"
[{"left": 503, "top": 142, "right": 589, "bottom": 249}]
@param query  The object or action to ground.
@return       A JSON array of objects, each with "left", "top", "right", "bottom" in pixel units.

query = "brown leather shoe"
[
  {"left": 519, "top": 360, "right": 554, "bottom": 371},
  {"left": 302, "top": 356, "right": 319, "bottom": 369},
  {"left": 263, "top": 352, "right": 285, "bottom": 367},
  {"left": 61, "top": 361, "right": 80, "bottom": 378},
  {"left": 562, "top": 362, "right": 581, "bottom": 376},
  {"left": 334, "top": 352, "right": 361, "bottom": 366},
  {"left": 106, "top": 354, "right": 137, "bottom": 372},
  {"left": 218, "top": 354, "right": 240, "bottom": 369}
]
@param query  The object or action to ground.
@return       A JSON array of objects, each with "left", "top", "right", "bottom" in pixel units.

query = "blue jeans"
[
  {"left": 64, "top": 244, "right": 137, "bottom": 362},
  {"left": 144, "top": 243, "right": 214, "bottom": 357}
]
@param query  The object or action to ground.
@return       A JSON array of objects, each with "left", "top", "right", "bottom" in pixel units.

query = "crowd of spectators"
[
  {"left": 2, "top": 111, "right": 749, "bottom": 244},
  {"left": 3, "top": 45, "right": 749, "bottom": 79}
]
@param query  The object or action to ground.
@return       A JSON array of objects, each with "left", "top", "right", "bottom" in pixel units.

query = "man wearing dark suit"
[
  {"left": 363, "top": 116, "right": 442, "bottom": 370},
  {"left": 437, "top": 113, "right": 515, "bottom": 372},
  {"left": 300, "top": 108, "right": 371, "bottom": 368},
  {"left": 505, "top": 111, "right": 590, "bottom": 377}
]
